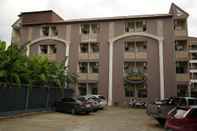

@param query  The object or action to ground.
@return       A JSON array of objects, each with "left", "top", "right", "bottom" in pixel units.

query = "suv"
[{"left": 146, "top": 97, "right": 197, "bottom": 125}]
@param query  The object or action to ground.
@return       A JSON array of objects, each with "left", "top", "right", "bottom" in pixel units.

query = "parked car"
[
  {"left": 165, "top": 106, "right": 197, "bottom": 131},
  {"left": 54, "top": 97, "right": 92, "bottom": 114},
  {"left": 78, "top": 96, "right": 100, "bottom": 112},
  {"left": 129, "top": 98, "right": 146, "bottom": 108},
  {"left": 86, "top": 95, "right": 107, "bottom": 109},
  {"left": 146, "top": 97, "right": 197, "bottom": 125}
]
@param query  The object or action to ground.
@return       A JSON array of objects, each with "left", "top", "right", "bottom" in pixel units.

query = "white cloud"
[{"left": 0, "top": 0, "right": 197, "bottom": 43}]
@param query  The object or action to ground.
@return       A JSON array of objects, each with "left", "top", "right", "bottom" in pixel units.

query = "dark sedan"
[{"left": 54, "top": 97, "right": 92, "bottom": 114}]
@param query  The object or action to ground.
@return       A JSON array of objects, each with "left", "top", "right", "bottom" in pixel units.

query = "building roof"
[{"left": 21, "top": 13, "right": 172, "bottom": 26}]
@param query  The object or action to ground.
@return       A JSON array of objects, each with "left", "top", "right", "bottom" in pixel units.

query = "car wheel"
[
  {"left": 156, "top": 118, "right": 166, "bottom": 126},
  {"left": 71, "top": 108, "right": 76, "bottom": 115}
]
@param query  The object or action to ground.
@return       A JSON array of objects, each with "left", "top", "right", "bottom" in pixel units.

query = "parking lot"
[{"left": 0, "top": 107, "right": 164, "bottom": 131}]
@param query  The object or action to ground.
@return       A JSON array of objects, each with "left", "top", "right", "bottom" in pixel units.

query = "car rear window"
[{"left": 171, "top": 107, "right": 189, "bottom": 119}]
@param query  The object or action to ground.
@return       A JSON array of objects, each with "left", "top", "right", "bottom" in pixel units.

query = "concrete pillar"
[{"left": 108, "top": 41, "right": 113, "bottom": 106}]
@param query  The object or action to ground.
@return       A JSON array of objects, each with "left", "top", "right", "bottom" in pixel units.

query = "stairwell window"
[
  {"left": 125, "top": 20, "right": 146, "bottom": 33},
  {"left": 51, "top": 26, "right": 58, "bottom": 36},
  {"left": 42, "top": 26, "right": 49, "bottom": 36},
  {"left": 80, "top": 23, "right": 99, "bottom": 34},
  {"left": 41, "top": 26, "right": 58, "bottom": 37},
  {"left": 174, "top": 19, "right": 186, "bottom": 30}
]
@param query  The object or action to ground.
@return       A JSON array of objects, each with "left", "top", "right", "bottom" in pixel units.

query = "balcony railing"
[
  {"left": 79, "top": 53, "right": 99, "bottom": 60},
  {"left": 176, "top": 73, "right": 189, "bottom": 81},
  {"left": 124, "top": 52, "right": 147, "bottom": 59},
  {"left": 78, "top": 73, "right": 99, "bottom": 81}
]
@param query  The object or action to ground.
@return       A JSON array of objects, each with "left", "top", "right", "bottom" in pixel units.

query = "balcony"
[
  {"left": 47, "top": 54, "right": 56, "bottom": 61},
  {"left": 175, "top": 30, "right": 187, "bottom": 36},
  {"left": 124, "top": 52, "right": 147, "bottom": 60},
  {"left": 175, "top": 51, "right": 188, "bottom": 60},
  {"left": 190, "top": 79, "right": 197, "bottom": 83},
  {"left": 79, "top": 53, "right": 99, "bottom": 60},
  {"left": 81, "top": 33, "right": 97, "bottom": 42},
  {"left": 176, "top": 74, "right": 189, "bottom": 81},
  {"left": 189, "top": 60, "right": 197, "bottom": 63},
  {"left": 190, "top": 69, "right": 197, "bottom": 73},
  {"left": 78, "top": 73, "right": 99, "bottom": 81}
]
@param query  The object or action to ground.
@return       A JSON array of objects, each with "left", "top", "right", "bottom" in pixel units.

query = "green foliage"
[{"left": 0, "top": 40, "right": 77, "bottom": 88}]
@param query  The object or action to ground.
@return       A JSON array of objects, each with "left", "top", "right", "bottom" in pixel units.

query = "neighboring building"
[{"left": 11, "top": 3, "right": 197, "bottom": 105}]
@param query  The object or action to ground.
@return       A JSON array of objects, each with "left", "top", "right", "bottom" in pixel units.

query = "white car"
[{"left": 86, "top": 95, "right": 107, "bottom": 109}]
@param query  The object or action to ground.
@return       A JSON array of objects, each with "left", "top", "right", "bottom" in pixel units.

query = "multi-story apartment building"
[{"left": 11, "top": 3, "right": 197, "bottom": 105}]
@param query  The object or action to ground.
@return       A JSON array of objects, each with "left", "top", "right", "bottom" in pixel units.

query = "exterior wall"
[
  {"left": 97, "top": 22, "right": 110, "bottom": 99},
  {"left": 12, "top": 9, "right": 190, "bottom": 105}
]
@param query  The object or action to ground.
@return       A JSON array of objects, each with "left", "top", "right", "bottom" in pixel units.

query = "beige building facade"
[{"left": 11, "top": 3, "right": 197, "bottom": 105}]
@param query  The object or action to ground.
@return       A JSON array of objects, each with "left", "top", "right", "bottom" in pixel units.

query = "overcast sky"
[{"left": 0, "top": 0, "right": 197, "bottom": 44}]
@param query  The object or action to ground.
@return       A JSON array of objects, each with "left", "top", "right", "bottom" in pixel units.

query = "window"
[
  {"left": 42, "top": 26, "right": 49, "bottom": 36},
  {"left": 137, "top": 85, "right": 147, "bottom": 98},
  {"left": 125, "top": 41, "right": 147, "bottom": 52},
  {"left": 91, "top": 24, "right": 99, "bottom": 34},
  {"left": 40, "top": 45, "right": 48, "bottom": 54},
  {"left": 40, "top": 45, "right": 56, "bottom": 55},
  {"left": 125, "top": 20, "right": 146, "bottom": 32},
  {"left": 191, "top": 53, "right": 197, "bottom": 60},
  {"left": 125, "top": 41, "right": 135, "bottom": 52},
  {"left": 125, "top": 21, "right": 135, "bottom": 32},
  {"left": 80, "top": 42, "right": 99, "bottom": 53},
  {"left": 124, "top": 86, "right": 134, "bottom": 97},
  {"left": 124, "top": 62, "right": 147, "bottom": 74},
  {"left": 90, "top": 42, "right": 99, "bottom": 53},
  {"left": 79, "top": 62, "right": 88, "bottom": 73},
  {"left": 49, "top": 45, "right": 56, "bottom": 54},
  {"left": 177, "top": 84, "right": 188, "bottom": 97},
  {"left": 174, "top": 19, "right": 186, "bottom": 30},
  {"left": 81, "top": 24, "right": 90, "bottom": 34},
  {"left": 175, "top": 40, "right": 187, "bottom": 51},
  {"left": 41, "top": 26, "right": 58, "bottom": 36},
  {"left": 136, "top": 41, "right": 147, "bottom": 52},
  {"left": 191, "top": 44, "right": 197, "bottom": 50},
  {"left": 88, "top": 83, "right": 98, "bottom": 94},
  {"left": 89, "top": 62, "right": 99, "bottom": 73},
  {"left": 51, "top": 26, "right": 58, "bottom": 36},
  {"left": 80, "top": 43, "right": 89, "bottom": 53},
  {"left": 78, "top": 83, "right": 98, "bottom": 95},
  {"left": 78, "top": 83, "right": 87, "bottom": 95},
  {"left": 176, "top": 61, "right": 188, "bottom": 73},
  {"left": 80, "top": 23, "right": 99, "bottom": 34}
]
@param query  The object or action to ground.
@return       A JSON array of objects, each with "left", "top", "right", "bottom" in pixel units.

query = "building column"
[
  {"left": 108, "top": 41, "right": 113, "bottom": 106},
  {"left": 65, "top": 44, "right": 70, "bottom": 67},
  {"left": 26, "top": 45, "right": 30, "bottom": 56},
  {"left": 159, "top": 40, "right": 165, "bottom": 100}
]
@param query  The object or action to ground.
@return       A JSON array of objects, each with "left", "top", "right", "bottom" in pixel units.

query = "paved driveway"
[{"left": 0, "top": 107, "right": 164, "bottom": 131}]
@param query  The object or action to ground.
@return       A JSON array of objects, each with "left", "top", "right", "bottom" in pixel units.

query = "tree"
[{"left": 0, "top": 40, "right": 78, "bottom": 88}]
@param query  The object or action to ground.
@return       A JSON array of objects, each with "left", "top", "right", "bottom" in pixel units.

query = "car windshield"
[
  {"left": 171, "top": 107, "right": 189, "bottom": 119},
  {"left": 77, "top": 97, "right": 86, "bottom": 101},
  {"left": 99, "top": 96, "right": 105, "bottom": 100},
  {"left": 188, "top": 99, "right": 197, "bottom": 105},
  {"left": 154, "top": 99, "right": 170, "bottom": 105}
]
